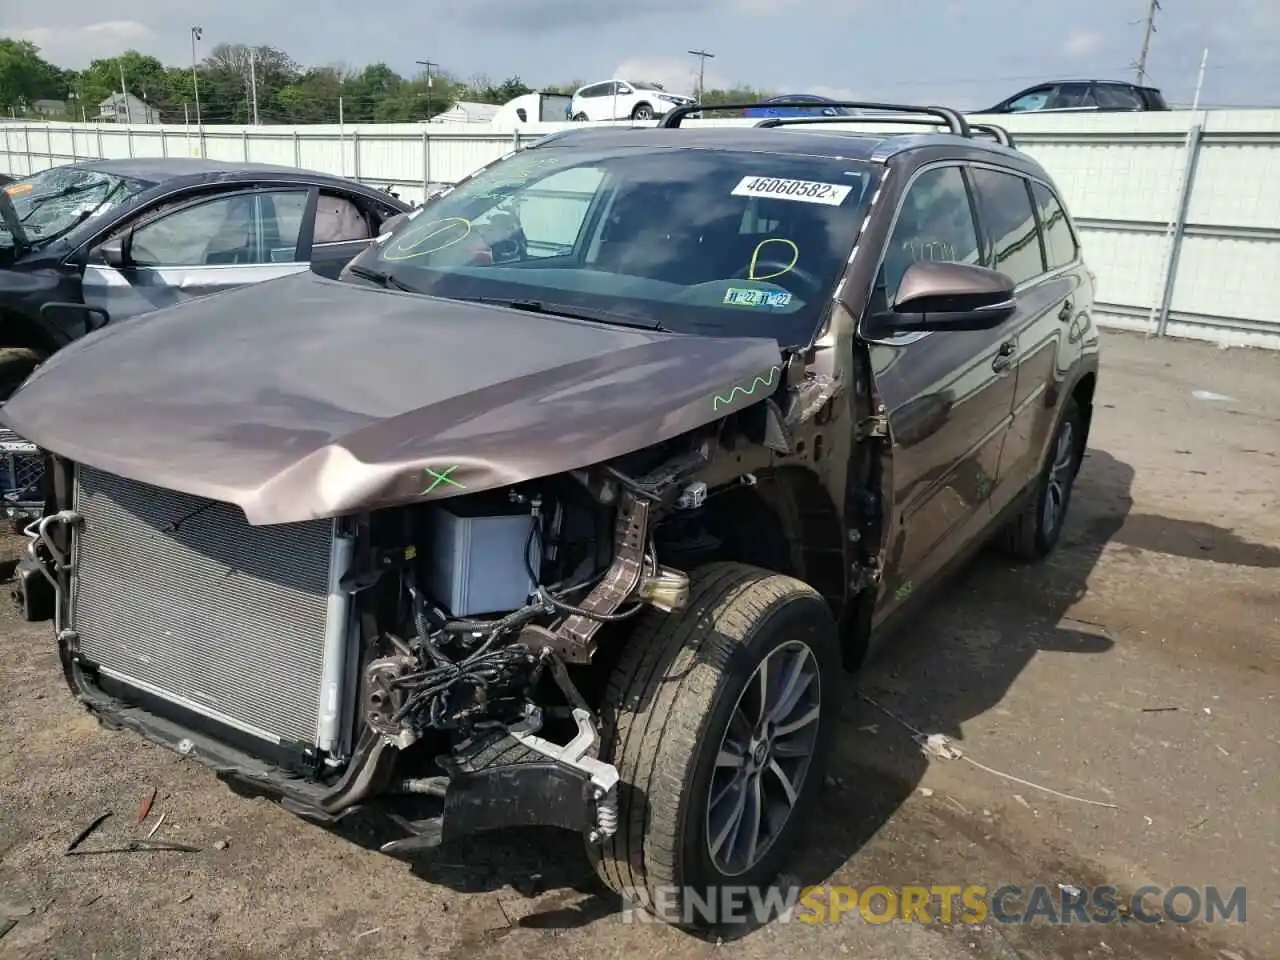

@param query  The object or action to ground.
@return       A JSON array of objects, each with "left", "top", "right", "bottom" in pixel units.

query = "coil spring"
[{"left": 596, "top": 794, "right": 619, "bottom": 837}]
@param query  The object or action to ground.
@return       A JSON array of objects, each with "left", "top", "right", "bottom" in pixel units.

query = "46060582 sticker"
[{"left": 731, "top": 176, "right": 853, "bottom": 206}]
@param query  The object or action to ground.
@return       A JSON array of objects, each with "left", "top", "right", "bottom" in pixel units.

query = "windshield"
[
  {"left": 634, "top": 80, "right": 666, "bottom": 91},
  {"left": 358, "top": 145, "right": 876, "bottom": 346},
  {"left": 0, "top": 167, "right": 148, "bottom": 249}
]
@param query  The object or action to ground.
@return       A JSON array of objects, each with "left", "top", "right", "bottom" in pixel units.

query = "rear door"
[
  {"left": 967, "top": 166, "right": 1072, "bottom": 498},
  {"left": 81, "top": 185, "right": 315, "bottom": 324}
]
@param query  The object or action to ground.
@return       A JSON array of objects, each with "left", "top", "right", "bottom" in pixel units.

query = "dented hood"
[{"left": 0, "top": 271, "right": 783, "bottom": 525}]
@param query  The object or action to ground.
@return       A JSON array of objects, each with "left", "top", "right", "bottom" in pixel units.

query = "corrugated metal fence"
[{"left": 3, "top": 110, "right": 1279, "bottom": 349}]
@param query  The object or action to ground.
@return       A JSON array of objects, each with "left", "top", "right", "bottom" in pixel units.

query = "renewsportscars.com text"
[{"left": 620, "top": 881, "right": 1248, "bottom": 927}]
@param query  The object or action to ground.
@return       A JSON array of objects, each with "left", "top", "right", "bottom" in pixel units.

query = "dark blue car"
[{"left": 742, "top": 94, "right": 861, "bottom": 119}]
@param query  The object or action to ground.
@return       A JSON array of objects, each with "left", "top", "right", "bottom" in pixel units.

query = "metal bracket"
[
  {"left": 856, "top": 412, "right": 889, "bottom": 440},
  {"left": 547, "top": 491, "right": 651, "bottom": 663},
  {"left": 508, "top": 706, "right": 621, "bottom": 841}
]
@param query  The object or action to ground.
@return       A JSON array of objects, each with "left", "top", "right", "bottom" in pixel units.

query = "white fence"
[{"left": 3, "top": 109, "right": 1280, "bottom": 349}]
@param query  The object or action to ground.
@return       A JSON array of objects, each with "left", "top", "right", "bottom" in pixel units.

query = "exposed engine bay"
[{"left": 345, "top": 450, "right": 704, "bottom": 849}]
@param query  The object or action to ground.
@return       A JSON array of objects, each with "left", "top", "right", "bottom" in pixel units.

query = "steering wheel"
[{"left": 737, "top": 259, "right": 823, "bottom": 298}]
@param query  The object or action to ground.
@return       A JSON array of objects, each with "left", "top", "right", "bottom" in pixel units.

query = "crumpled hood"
[{"left": 1, "top": 271, "right": 783, "bottom": 525}]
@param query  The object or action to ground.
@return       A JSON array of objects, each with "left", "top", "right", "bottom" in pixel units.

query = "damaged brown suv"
[{"left": 4, "top": 100, "right": 1098, "bottom": 928}]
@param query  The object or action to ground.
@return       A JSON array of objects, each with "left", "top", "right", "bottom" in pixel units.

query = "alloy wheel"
[{"left": 705, "top": 639, "right": 821, "bottom": 877}]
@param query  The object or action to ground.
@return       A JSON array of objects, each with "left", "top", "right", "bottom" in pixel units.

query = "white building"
[{"left": 97, "top": 93, "right": 160, "bottom": 125}]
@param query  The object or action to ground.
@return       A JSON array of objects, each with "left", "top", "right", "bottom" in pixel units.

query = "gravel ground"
[{"left": 0, "top": 330, "right": 1276, "bottom": 960}]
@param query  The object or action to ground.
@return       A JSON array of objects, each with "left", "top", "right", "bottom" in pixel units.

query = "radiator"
[{"left": 69, "top": 465, "right": 354, "bottom": 755}]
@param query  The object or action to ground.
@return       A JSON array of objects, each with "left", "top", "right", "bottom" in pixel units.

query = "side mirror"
[
  {"left": 617, "top": 85, "right": 633, "bottom": 95},
  {"left": 380, "top": 212, "right": 410, "bottom": 235},
  {"left": 821, "top": 106, "right": 837, "bottom": 116},
  {"left": 97, "top": 233, "right": 132, "bottom": 269},
  {"left": 879, "top": 261, "right": 1016, "bottom": 333}
]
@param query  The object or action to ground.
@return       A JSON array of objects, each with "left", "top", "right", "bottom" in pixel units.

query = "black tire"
[
  {"left": 0, "top": 346, "right": 43, "bottom": 401},
  {"left": 631, "top": 103, "right": 654, "bottom": 120},
  {"left": 572, "top": 112, "right": 588, "bottom": 122},
  {"left": 588, "top": 561, "right": 842, "bottom": 929},
  {"left": 999, "top": 397, "right": 1084, "bottom": 560}
]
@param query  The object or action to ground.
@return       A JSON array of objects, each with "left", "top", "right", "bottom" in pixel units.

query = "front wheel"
[
  {"left": 631, "top": 103, "right": 654, "bottom": 120},
  {"left": 588, "top": 562, "right": 842, "bottom": 929},
  {"left": 571, "top": 112, "right": 588, "bottom": 122}
]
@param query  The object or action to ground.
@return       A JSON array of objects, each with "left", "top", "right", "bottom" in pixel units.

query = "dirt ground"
[{"left": 0, "top": 329, "right": 1276, "bottom": 960}]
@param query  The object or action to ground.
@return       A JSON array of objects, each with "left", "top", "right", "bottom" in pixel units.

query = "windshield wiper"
[
  {"left": 345, "top": 264, "right": 415, "bottom": 292},
  {"left": 450, "top": 297, "right": 666, "bottom": 331}
]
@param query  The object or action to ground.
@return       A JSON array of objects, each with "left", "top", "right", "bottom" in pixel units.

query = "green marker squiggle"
[{"left": 712, "top": 365, "right": 781, "bottom": 411}]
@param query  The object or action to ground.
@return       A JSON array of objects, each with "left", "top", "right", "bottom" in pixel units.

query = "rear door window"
[
  {"left": 1049, "top": 83, "right": 1095, "bottom": 109},
  {"left": 969, "top": 168, "right": 1044, "bottom": 285}
]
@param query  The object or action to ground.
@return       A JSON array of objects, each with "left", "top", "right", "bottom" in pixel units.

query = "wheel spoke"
[
  {"left": 716, "top": 747, "right": 745, "bottom": 769},
  {"left": 772, "top": 736, "right": 811, "bottom": 758},
  {"left": 766, "top": 757, "right": 800, "bottom": 807},
  {"left": 765, "top": 650, "right": 810, "bottom": 727},
  {"left": 709, "top": 778, "right": 748, "bottom": 859},
  {"left": 774, "top": 703, "right": 820, "bottom": 737},
  {"left": 739, "top": 774, "right": 764, "bottom": 868}
]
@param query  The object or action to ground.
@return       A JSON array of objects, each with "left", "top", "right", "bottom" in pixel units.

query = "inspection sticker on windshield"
[
  {"left": 731, "top": 175, "right": 853, "bottom": 206},
  {"left": 724, "top": 287, "right": 792, "bottom": 308}
]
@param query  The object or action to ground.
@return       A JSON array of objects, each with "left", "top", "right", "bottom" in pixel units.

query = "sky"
[{"left": 7, "top": 0, "right": 1278, "bottom": 110}]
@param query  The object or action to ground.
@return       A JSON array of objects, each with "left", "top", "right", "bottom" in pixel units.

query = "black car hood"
[{"left": 0, "top": 271, "right": 783, "bottom": 525}]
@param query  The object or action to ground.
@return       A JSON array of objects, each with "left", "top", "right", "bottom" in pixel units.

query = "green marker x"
[{"left": 422, "top": 465, "right": 465, "bottom": 495}]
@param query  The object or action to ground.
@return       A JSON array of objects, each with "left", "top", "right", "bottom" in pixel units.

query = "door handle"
[
  {"left": 992, "top": 340, "right": 1016, "bottom": 373},
  {"left": 1058, "top": 298, "right": 1073, "bottom": 321}
]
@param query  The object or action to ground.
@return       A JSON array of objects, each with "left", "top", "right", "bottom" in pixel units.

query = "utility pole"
[
  {"left": 249, "top": 47, "right": 260, "bottom": 125},
  {"left": 416, "top": 59, "right": 438, "bottom": 120},
  {"left": 1135, "top": 0, "right": 1160, "bottom": 86},
  {"left": 118, "top": 60, "right": 132, "bottom": 124},
  {"left": 688, "top": 49, "right": 714, "bottom": 101},
  {"left": 191, "top": 26, "right": 203, "bottom": 126}
]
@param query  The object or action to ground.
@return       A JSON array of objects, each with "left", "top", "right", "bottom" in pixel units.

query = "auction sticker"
[{"left": 731, "top": 175, "right": 852, "bottom": 206}]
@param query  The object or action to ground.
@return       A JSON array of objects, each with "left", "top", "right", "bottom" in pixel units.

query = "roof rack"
[
  {"left": 658, "top": 99, "right": 972, "bottom": 138},
  {"left": 751, "top": 114, "right": 1016, "bottom": 148}
]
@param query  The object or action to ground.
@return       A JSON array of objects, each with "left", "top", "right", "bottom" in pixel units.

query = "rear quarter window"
[{"left": 1031, "top": 182, "right": 1079, "bottom": 270}]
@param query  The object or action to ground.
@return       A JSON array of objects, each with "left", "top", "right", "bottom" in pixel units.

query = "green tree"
[
  {"left": 277, "top": 66, "right": 346, "bottom": 123},
  {"left": 0, "top": 38, "right": 67, "bottom": 112}
]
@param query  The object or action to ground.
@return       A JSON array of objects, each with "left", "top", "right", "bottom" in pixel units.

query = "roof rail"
[
  {"left": 658, "top": 99, "right": 971, "bottom": 137},
  {"left": 750, "top": 113, "right": 1015, "bottom": 148}
]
